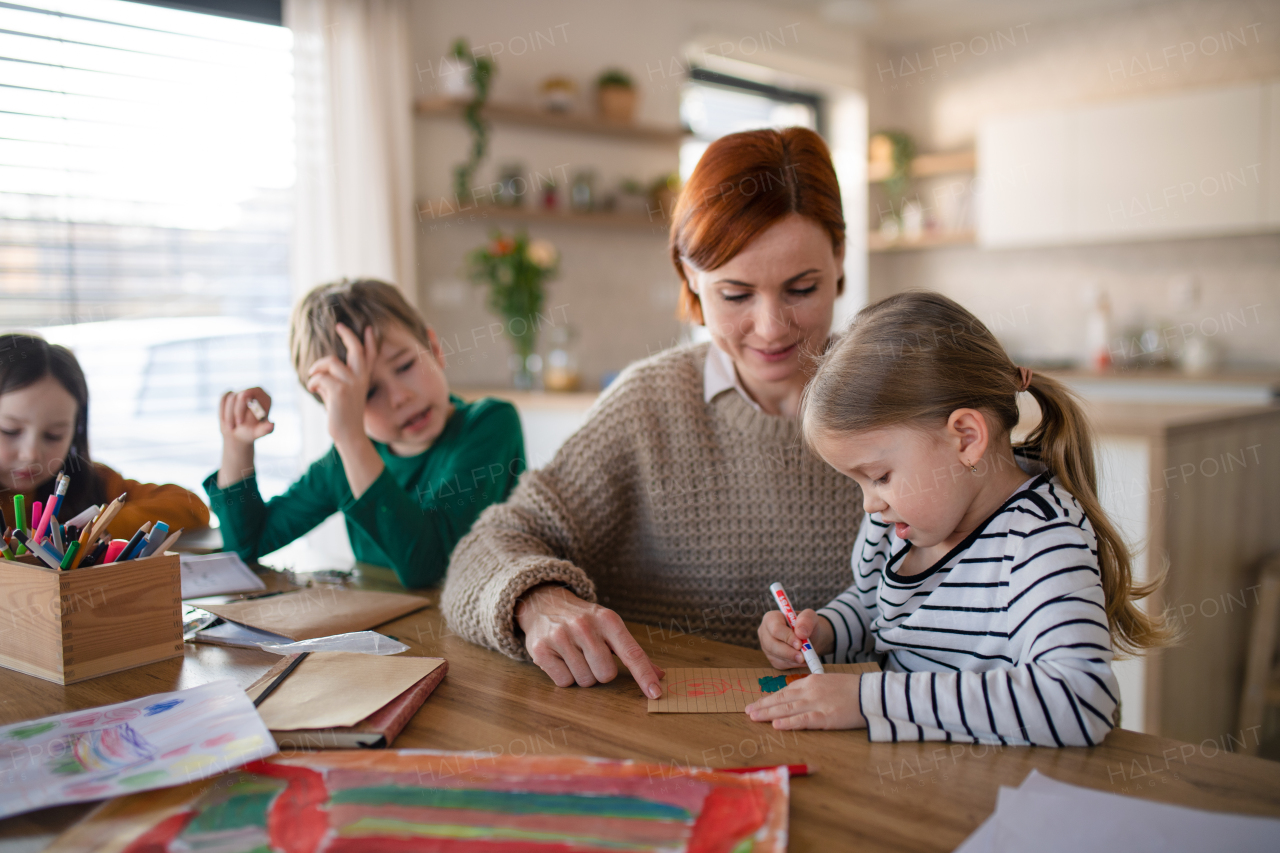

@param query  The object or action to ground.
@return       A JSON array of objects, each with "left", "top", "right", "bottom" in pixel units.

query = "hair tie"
[{"left": 1017, "top": 366, "right": 1033, "bottom": 392}]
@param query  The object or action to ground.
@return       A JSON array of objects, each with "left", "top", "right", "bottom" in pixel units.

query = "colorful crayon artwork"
[
  {"left": 47, "top": 751, "right": 789, "bottom": 852},
  {"left": 648, "top": 663, "right": 881, "bottom": 713},
  {"left": 0, "top": 680, "right": 276, "bottom": 819}
]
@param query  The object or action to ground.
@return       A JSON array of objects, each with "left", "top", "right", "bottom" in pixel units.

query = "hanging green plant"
[{"left": 451, "top": 38, "right": 495, "bottom": 202}]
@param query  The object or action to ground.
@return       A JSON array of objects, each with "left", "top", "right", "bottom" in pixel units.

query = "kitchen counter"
[
  {"left": 1044, "top": 367, "right": 1280, "bottom": 406},
  {"left": 1017, "top": 396, "right": 1280, "bottom": 742}
]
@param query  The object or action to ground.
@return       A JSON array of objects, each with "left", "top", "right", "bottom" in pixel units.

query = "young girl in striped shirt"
[{"left": 746, "top": 292, "right": 1170, "bottom": 746}]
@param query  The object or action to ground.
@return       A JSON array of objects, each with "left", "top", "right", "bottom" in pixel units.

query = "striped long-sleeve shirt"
[{"left": 817, "top": 471, "right": 1120, "bottom": 747}]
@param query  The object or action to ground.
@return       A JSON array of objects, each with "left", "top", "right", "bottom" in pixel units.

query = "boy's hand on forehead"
[{"left": 307, "top": 323, "right": 376, "bottom": 446}]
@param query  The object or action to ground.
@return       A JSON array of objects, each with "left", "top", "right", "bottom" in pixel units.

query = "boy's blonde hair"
[
  {"left": 800, "top": 291, "right": 1173, "bottom": 655},
  {"left": 289, "top": 279, "right": 431, "bottom": 401}
]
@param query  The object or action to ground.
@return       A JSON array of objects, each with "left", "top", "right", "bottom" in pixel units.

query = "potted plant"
[
  {"left": 596, "top": 68, "right": 636, "bottom": 123},
  {"left": 465, "top": 232, "right": 560, "bottom": 389}
]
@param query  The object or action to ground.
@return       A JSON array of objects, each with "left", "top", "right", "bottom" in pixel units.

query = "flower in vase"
[
  {"left": 490, "top": 236, "right": 516, "bottom": 256},
  {"left": 527, "top": 239, "right": 559, "bottom": 270}
]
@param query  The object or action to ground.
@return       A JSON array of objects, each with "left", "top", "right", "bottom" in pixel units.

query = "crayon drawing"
[
  {"left": 649, "top": 663, "right": 881, "bottom": 713},
  {"left": 0, "top": 680, "right": 276, "bottom": 819},
  {"left": 47, "top": 751, "right": 789, "bottom": 853},
  {"left": 48, "top": 723, "right": 155, "bottom": 776}
]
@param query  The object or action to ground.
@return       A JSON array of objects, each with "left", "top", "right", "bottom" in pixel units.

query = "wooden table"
[{"left": 3, "top": 564, "right": 1280, "bottom": 851}]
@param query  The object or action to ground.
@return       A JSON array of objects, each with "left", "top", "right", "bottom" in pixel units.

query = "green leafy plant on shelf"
[
  {"left": 451, "top": 38, "right": 495, "bottom": 202},
  {"left": 465, "top": 231, "right": 560, "bottom": 388},
  {"left": 596, "top": 68, "right": 634, "bottom": 89}
]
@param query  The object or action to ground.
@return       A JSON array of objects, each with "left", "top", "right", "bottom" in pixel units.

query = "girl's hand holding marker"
[{"left": 745, "top": 584, "right": 868, "bottom": 731}]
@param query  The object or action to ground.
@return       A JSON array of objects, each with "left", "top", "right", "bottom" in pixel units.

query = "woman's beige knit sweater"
[{"left": 441, "top": 341, "right": 864, "bottom": 659}]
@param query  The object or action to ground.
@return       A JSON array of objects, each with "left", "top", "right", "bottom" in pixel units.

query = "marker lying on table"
[
  {"left": 769, "top": 582, "right": 825, "bottom": 675},
  {"left": 722, "top": 764, "right": 813, "bottom": 777}
]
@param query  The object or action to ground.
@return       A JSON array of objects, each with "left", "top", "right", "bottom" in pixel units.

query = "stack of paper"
[
  {"left": 956, "top": 770, "right": 1280, "bottom": 852},
  {"left": 179, "top": 552, "right": 266, "bottom": 598}
]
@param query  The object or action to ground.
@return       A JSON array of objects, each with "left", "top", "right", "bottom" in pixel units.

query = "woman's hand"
[
  {"left": 515, "top": 584, "right": 666, "bottom": 699},
  {"left": 306, "top": 323, "right": 375, "bottom": 448},
  {"left": 745, "top": 673, "right": 866, "bottom": 730},
  {"left": 758, "top": 608, "right": 833, "bottom": 669}
]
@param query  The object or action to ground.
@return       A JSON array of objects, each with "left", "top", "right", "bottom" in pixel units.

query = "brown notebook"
[{"left": 246, "top": 652, "right": 447, "bottom": 748}]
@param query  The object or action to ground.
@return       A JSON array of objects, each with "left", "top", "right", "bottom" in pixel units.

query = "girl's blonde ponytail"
[{"left": 1020, "top": 374, "right": 1174, "bottom": 654}]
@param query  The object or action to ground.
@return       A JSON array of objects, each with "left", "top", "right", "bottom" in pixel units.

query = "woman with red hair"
[{"left": 442, "top": 128, "right": 862, "bottom": 698}]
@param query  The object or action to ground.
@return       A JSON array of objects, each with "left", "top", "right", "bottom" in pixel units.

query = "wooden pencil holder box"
[{"left": 0, "top": 551, "right": 183, "bottom": 685}]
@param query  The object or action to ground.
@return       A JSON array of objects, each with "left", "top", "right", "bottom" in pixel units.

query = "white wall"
[{"left": 866, "top": 0, "right": 1280, "bottom": 368}]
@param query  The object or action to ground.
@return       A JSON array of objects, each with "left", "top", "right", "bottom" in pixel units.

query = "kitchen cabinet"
[
  {"left": 978, "top": 81, "right": 1272, "bottom": 247},
  {"left": 976, "top": 110, "right": 1072, "bottom": 247},
  {"left": 1017, "top": 399, "right": 1280, "bottom": 742}
]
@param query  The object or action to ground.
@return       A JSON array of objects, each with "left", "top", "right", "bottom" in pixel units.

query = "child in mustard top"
[
  {"left": 205, "top": 278, "right": 525, "bottom": 588},
  {"left": 0, "top": 333, "right": 211, "bottom": 539}
]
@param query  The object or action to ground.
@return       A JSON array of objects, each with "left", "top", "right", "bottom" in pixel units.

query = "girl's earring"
[{"left": 969, "top": 464, "right": 978, "bottom": 475}]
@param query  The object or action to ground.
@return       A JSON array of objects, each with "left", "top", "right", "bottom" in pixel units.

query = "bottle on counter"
[{"left": 1084, "top": 286, "right": 1113, "bottom": 372}]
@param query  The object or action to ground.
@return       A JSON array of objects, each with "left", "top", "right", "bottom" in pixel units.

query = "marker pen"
[
  {"left": 769, "top": 582, "right": 825, "bottom": 675},
  {"left": 12, "top": 531, "right": 62, "bottom": 570},
  {"left": 51, "top": 473, "right": 69, "bottom": 517}
]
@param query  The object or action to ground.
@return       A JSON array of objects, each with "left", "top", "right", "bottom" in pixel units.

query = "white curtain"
[
  {"left": 280, "top": 0, "right": 415, "bottom": 570},
  {"left": 287, "top": 0, "right": 415, "bottom": 301}
]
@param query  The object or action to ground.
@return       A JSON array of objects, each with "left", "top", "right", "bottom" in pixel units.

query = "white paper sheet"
[
  {"left": 180, "top": 552, "right": 266, "bottom": 598},
  {"left": 194, "top": 620, "right": 291, "bottom": 649},
  {"left": 0, "top": 680, "right": 276, "bottom": 819},
  {"left": 953, "top": 770, "right": 1280, "bottom": 853}
]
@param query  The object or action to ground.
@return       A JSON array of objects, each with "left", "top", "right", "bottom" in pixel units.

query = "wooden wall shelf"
[
  {"left": 867, "top": 229, "right": 976, "bottom": 252},
  {"left": 415, "top": 98, "right": 688, "bottom": 145},
  {"left": 868, "top": 149, "right": 976, "bottom": 182},
  {"left": 416, "top": 203, "right": 670, "bottom": 234}
]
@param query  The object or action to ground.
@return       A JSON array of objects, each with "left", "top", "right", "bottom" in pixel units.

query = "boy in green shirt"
[{"left": 205, "top": 278, "right": 525, "bottom": 588}]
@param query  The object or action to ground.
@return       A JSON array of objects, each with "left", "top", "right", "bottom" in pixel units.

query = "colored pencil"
[
  {"left": 153, "top": 528, "right": 183, "bottom": 556},
  {"left": 87, "top": 494, "right": 126, "bottom": 543}
]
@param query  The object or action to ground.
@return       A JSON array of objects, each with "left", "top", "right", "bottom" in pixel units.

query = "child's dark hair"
[
  {"left": 800, "top": 291, "right": 1172, "bottom": 654},
  {"left": 0, "top": 334, "right": 105, "bottom": 516}
]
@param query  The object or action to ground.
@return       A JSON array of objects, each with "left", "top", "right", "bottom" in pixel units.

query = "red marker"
[
  {"left": 770, "top": 582, "right": 825, "bottom": 674},
  {"left": 722, "top": 764, "right": 812, "bottom": 777}
]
